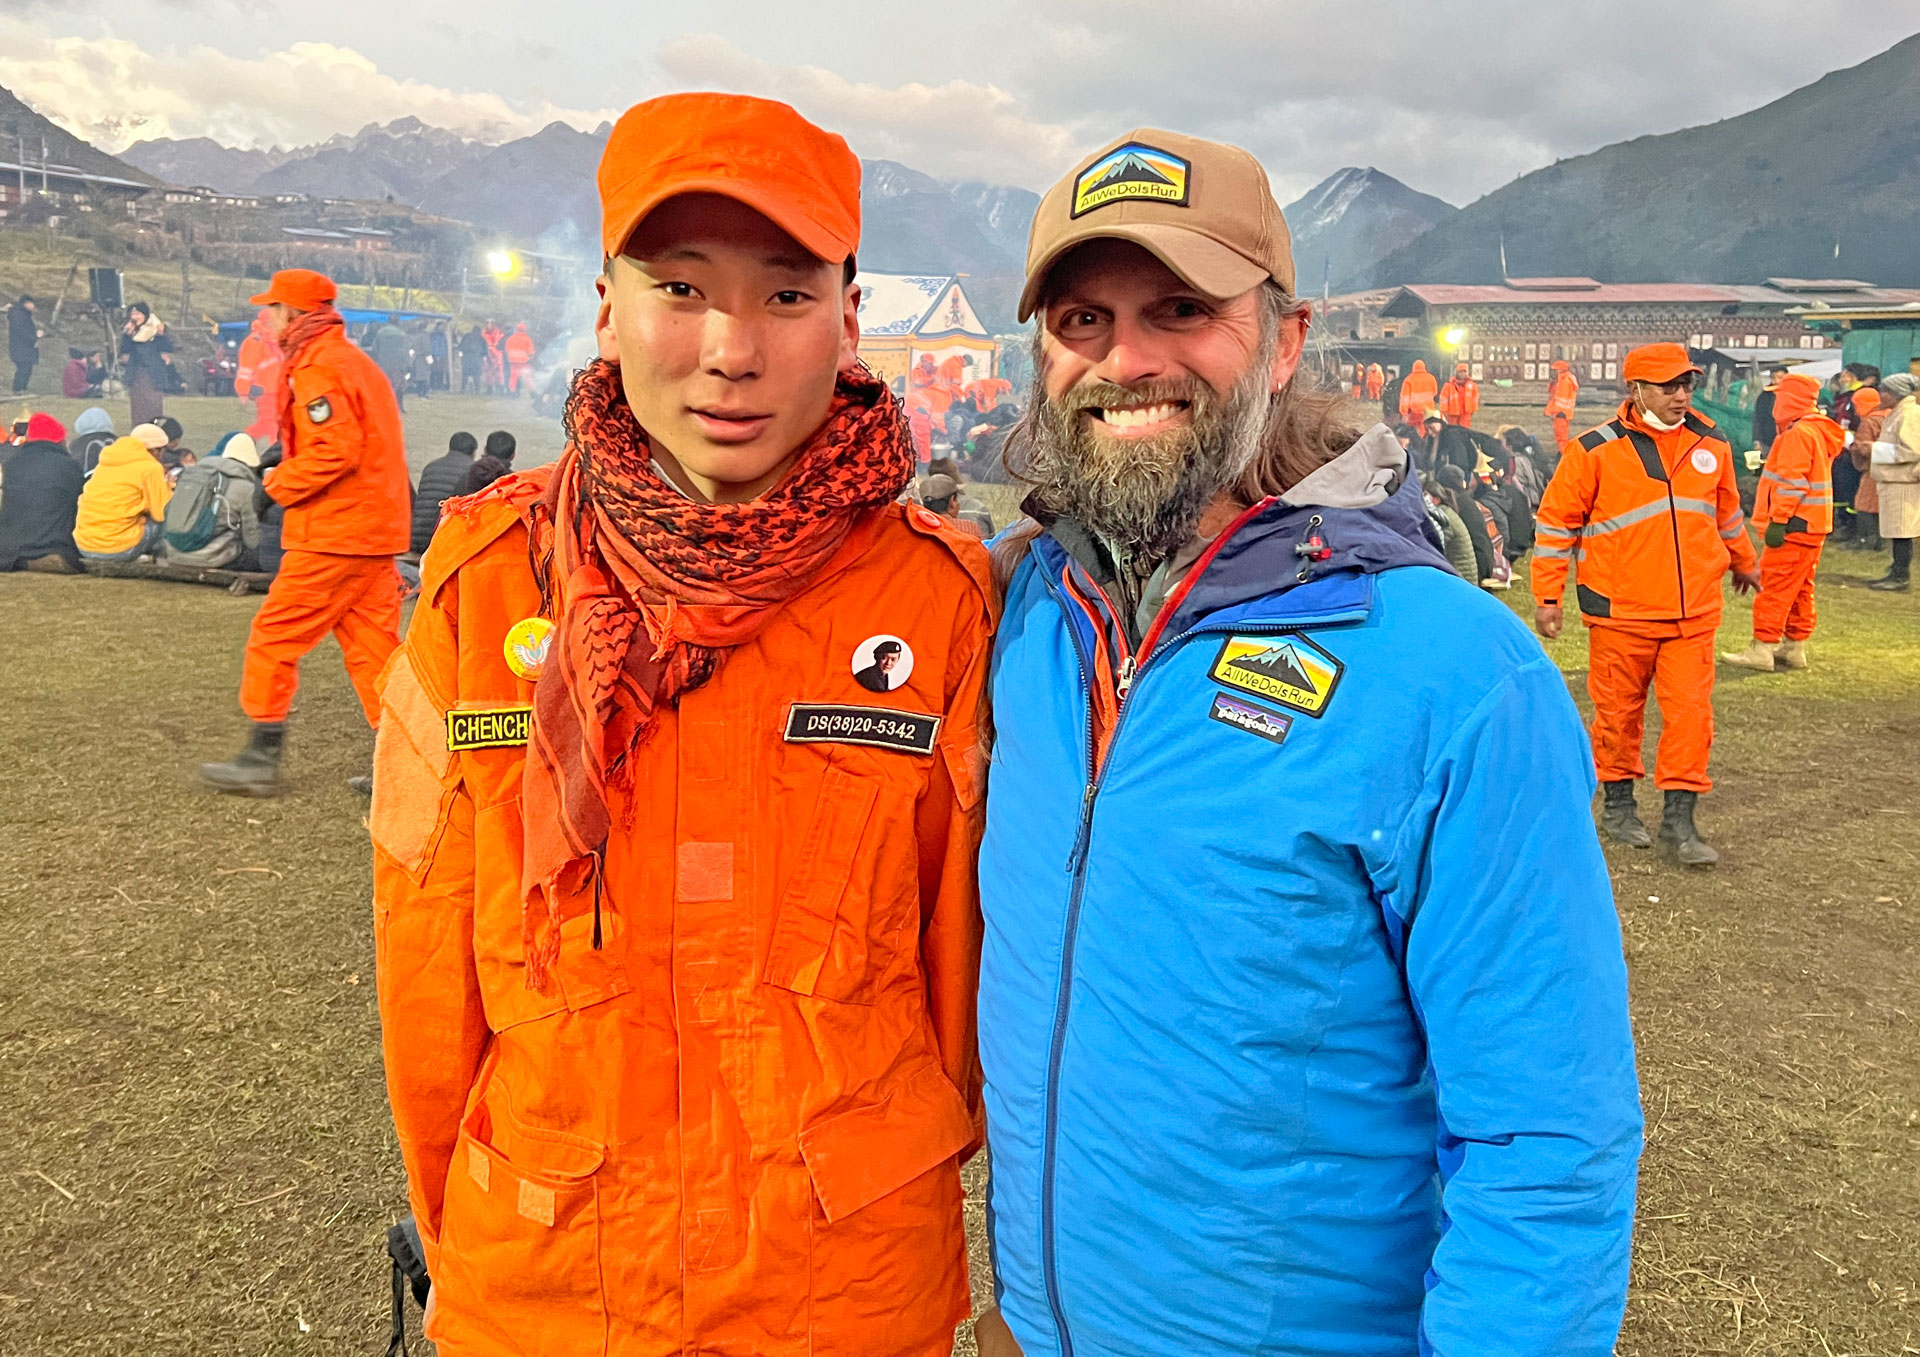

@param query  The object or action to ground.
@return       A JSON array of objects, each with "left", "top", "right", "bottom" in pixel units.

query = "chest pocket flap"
[{"left": 762, "top": 766, "right": 882, "bottom": 1003}]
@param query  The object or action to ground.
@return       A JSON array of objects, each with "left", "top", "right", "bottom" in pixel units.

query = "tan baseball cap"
[{"left": 1020, "top": 128, "right": 1294, "bottom": 322}]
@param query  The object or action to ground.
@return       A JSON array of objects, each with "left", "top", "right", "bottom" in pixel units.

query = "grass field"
[{"left": 2, "top": 508, "right": 1917, "bottom": 1353}]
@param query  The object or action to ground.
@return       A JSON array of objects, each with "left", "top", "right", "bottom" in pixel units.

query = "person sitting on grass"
[
  {"left": 411, "top": 430, "right": 477, "bottom": 555},
  {"left": 0, "top": 412, "right": 85, "bottom": 573},
  {"left": 162, "top": 432, "right": 264, "bottom": 571},
  {"left": 74, "top": 433, "right": 171, "bottom": 565},
  {"left": 925, "top": 455, "right": 996, "bottom": 536},
  {"left": 69, "top": 407, "right": 115, "bottom": 475},
  {"left": 462, "top": 453, "right": 510, "bottom": 495},
  {"left": 482, "top": 428, "right": 516, "bottom": 467},
  {"left": 153, "top": 416, "right": 196, "bottom": 477}
]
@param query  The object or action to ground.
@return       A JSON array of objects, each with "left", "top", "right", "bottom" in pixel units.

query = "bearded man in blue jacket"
[{"left": 972, "top": 128, "right": 1643, "bottom": 1357}]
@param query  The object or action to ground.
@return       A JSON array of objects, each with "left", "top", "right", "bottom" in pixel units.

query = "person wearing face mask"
[{"left": 1533, "top": 343, "right": 1760, "bottom": 866}]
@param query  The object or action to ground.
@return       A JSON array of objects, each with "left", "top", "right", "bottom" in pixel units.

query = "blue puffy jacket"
[{"left": 979, "top": 431, "right": 1642, "bottom": 1356}]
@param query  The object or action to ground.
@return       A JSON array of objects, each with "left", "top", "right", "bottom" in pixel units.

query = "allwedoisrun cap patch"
[{"left": 1071, "top": 143, "right": 1192, "bottom": 218}]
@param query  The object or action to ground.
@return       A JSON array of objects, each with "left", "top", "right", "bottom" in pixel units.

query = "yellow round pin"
[{"left": 503, "top": 616, "right": 556, "bottom": 681}]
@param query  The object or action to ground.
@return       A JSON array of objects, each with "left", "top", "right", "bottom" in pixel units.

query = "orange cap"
[
  {"left": 249, "top": 268, "right": 336, "bottom": 310},
  {"left": 597, "top": 93, "right": 860, "bottom": 264},
  {"left": 1621, "top": 342, "right": 1702, "bottom": 384}
]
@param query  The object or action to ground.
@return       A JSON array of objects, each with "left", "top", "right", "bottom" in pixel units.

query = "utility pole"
[{"left": 179, "top": 222, "right": 194, "bottom": 332}]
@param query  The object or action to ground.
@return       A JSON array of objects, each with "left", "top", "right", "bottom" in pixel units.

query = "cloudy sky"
[{"left": 5, "top": 0, "right": 1916, "bottom": 203}]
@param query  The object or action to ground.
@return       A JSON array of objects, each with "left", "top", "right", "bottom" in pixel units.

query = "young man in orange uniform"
[
  {"left": 1723, "top": 371, "right": 1846, "bottom": 673},
  {"left": 1534, "top": 342, "right": 1759, "bottom": 865},
  {"left": 1545, "top": 357, "right": 1580, "bottom": 449},
  {"left": 202, "top": 268, "right": 410, "bottom": 796},
  {"left": 233, "top": 309, "right": 283, "bottom": 447},
  {"left": 370, "top": 94, "right": 993, "bottom": 1356},
  {"left": 1438, "top": 361, "right": 1479, "bottom": 427}
]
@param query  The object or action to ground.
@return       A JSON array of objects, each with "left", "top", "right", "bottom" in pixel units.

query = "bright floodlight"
[
  {"left": 1443, "top": 327, "right": 1467, "bottom": 347},
  {"left": 486, "top": 250, "right": 518, "bottom": 278}
]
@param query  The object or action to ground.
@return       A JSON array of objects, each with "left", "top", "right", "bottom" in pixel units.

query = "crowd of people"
[{"left": 0, "top": 398, "right": 523, "bottom": 582}]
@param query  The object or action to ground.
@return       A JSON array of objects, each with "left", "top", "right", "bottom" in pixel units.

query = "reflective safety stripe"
[
  {"left": 1761, "top": 470, "right": 1809, "bottom": 488},
  {"left": 1535, "top": 523, "right": 1580, "bottom": 543},
  {"left": 1582, "top": 499, "right": 1677, "bottom": 538},
  {"left": 1533, "top": 545, "right": 1572, "bottom": 559},
  {"left": 1671, "top": 497, "right": 1716, "bottom": 517}
]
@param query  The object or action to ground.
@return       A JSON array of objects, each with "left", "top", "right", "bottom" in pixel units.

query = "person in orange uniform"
[
  {"left": 233, "top": 309, "right": 283, "bottom": 447},
  {"left": 1398, "top": 357, "right": 1438, "bottom": 426},
  {"left": 1438, "top": 361, "right": 1479, "bottom": 427},
  {"left": 1364, "top": 361, "right": 1385, "bottom": 402},
  {"left": 1545, "top": 358, "right": 1580, "bottom": 449},
  {"left": 965, "top": 372, "right": 1013, "bottom": 412},
  {"left": 504, "top": 321, "right": 536, "bottom": 394},
  {"left": 1533, "top": 342, "right": 1759, "bottom": 866},
  {"left": 201, "top": 268, "right": 411, "bottom": 796},
  {"left": 1723, "top": 371, "right": 1846, "bottom": 674},
  {"left": 370, "top": 93, "right": 993, "bottom": 1357}
]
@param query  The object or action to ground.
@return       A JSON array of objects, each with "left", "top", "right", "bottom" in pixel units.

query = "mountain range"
[
  {"left": 1283, "top": 167, "right": 1457, "bottom": 293},
  {"left": 1370, "top": 30, "right": 1920, "bottom": 287},
  {"left": 116, "top": 119, "right": 1447, "bottom": 324}
]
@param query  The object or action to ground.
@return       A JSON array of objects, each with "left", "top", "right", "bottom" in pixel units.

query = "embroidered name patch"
[
  {"left": 1071, "top": 142, "right": 1192, "bottom": 218},
  {"left": 446, "top": 705, "right": 532, "bottom": 751},
  {"left": 1209, "top": 634, "right": 1345, "bottom": 718},
  {"left": 1208, "top": 693, "right": 1295, "bottom": 746},
  {"left": 784, "top": 704, "right": 940, "bottom": 755}
]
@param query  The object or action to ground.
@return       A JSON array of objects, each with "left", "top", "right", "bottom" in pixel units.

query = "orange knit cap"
[{"left": 597, "top": 93, "right": 861, "bottom": 265}]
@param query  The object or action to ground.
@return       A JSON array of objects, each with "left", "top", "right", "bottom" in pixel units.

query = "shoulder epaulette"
[
  {"left": 1683, "top": 412, "right": 1727, "bottom": 442},
  {"left": 898, "top": 502, "right": 998, "bottom": 613},
  {"left": 1577, "top": 421, "right": 1626, "bottom": 451}
]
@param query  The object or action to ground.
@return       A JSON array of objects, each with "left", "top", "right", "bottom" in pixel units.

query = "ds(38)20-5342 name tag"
[{"left": 783, "top": 704, "right": 941, "bottom": 755}]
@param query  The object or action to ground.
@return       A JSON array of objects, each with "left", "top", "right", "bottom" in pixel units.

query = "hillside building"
[
  {"left": 854, "top": 273, "right": 998, "bottom": 387},
  {"left": 1326, "top": 277, "right": 1920, "bottom": 395}
]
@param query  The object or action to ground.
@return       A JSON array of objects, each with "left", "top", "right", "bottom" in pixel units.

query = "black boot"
[
  {"left": 1659, "top": 789, "right": 1719, "bottom": 867},
  {"left": 1599, "top": 779, "right": 1652, "bottom": 848},
  {"left": 201, "top": 722, "right": 286, "bottom": 797}
]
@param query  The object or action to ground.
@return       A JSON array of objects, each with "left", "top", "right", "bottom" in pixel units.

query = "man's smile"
[{"left": 1083, "top": 399, "right": 1193, "bottom": 437}]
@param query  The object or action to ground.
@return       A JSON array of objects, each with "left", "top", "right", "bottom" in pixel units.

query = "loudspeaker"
[{"left": 89, "top": 267, "right": 124, "bottom": 310}]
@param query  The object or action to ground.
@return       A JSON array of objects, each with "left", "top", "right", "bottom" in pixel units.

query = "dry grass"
[{"left": 1, "top": 534, "right": 1916, "bottom": 1355}]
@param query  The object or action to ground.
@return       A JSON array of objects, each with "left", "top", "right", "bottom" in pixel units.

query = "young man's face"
[{"left": 595, "top": 193, "right": 860, "bottom": 504}]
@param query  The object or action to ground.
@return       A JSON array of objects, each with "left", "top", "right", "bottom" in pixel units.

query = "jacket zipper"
[{"left": 1030, "top": 512, "right": 1350, "bottom": 1357}]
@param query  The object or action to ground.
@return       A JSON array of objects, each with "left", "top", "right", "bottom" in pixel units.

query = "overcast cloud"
[{"left": 4, "top": 1, "right": 1916, "bottom": 203}]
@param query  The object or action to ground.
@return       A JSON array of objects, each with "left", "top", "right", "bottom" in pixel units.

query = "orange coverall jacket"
[
  {"left": 1533, "top": 404, "right": 1756, "bottom": 622},
  {"left": 1398, "top": 362, "right": 1438, "bottom": 424},
  {"left": 370, "top": 479, "right": 994, "bottom": 1356},
  {"left": 1545, "top": 369, "right": 1580, "bottom": 418},
  {"left": 1437, "top": 375, "right": 1479, "bottom": 425},
  {"left": 1754, "top": 412, "right": 1845, "bottom": 538},
  {"left": 266, "top": 323, "right": 410, "bottom": 555}
]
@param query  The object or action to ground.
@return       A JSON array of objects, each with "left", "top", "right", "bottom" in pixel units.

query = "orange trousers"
[
  {"left": 240, "top": 550, "right": 402, "bottom": 726},
  {"left": 1751, "top": 537, "right": 1823, "bottom": 643},
  {"left": 1586, "top": 615, "right": 1719, "bottom": 793},
  {"left": 1552, "top": 412, "right": 1571, "bottom": 449}
]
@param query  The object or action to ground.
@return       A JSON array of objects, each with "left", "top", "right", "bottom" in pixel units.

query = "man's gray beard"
[{"left": 1024, "top": 355, "right": 1275, "bottom": 569}]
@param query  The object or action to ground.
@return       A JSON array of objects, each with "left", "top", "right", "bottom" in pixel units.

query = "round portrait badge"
[
  {"left": 1691, "top": 447, "right": 1719, "bottom": 475},
  {"left": 504, "top": 616, "right": 556, "bottom": 681},
  {"left": 851, "top": 634, "right": 914, "bottom": 694}
]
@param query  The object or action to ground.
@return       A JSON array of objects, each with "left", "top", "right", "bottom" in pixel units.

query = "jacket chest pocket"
[{"left": 762, "top": 764, "right": 912, "bottom": 1005}]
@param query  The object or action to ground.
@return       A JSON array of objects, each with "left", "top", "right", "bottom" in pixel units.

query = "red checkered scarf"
[{"left": 520, "top": 357, "right": 913, "bottom": 986}]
